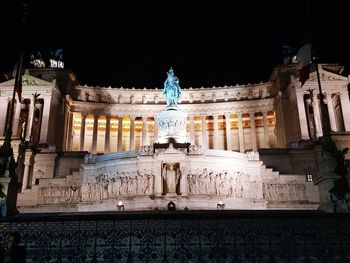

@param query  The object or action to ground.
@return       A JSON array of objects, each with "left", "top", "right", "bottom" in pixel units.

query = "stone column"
[
  {"left": 36, "top": 103, "right": 43, "bottom": 137},
  {"left": 326, "top": 92, "right": 337, "bottom": 132},
  {"left": 25, "top": 94, "right": 36, "bottom": 142},
  {"left": 39, "top": 95, "right": 52, "bottom": 144},
  {"left": 21, "top": 149, "right": 32, "bottom": 192},
  {"left": 224, "top": 114, "right": 232, "bottom": 151},
  {"left": 180, "top": 163, "right": 188, "bottom": 196},
  {"left": 65, "top": 110, "right": 74, "bottom": 151},
  {"left": 340, "top": 91, "right": 350, "bottom": 131},
  {"left": 238, "top": 113, "right": 245, "bottom": 153},
  {"left": 117, "top": 116, "right": 123, "bottom": 151},
  {"left": 91, "top": 115, "right": 99, "bottom": 153},
  {"left": 129, "top": 116, "right": 135, "bottom": 151},
  {"left": 153, "top": 116, "right": 158, "bottom": 143},
  {"left": 80, "top": 114, "right": 86, "bottom": 151},
  {"left": 105, "top": 116, "right": 111, "bottom": 153},
  {"left": 0, "top": 98, "right": 8, "bottom": 136},
  {"left": 296, "top": 92, "right": 310, "bottom": 140},
  {"left": 141, "top": 116, "right": 147, "bottom": 146},
  {"left": 189, "top": 115, "right": 195, "bottom": 144},
  {"left": 201, "top": 115, "right": 208, "bottom": 150},
  {"left": 213, "top": 114, "right": 219, "bottom": 149},
  {"left": 12, "top": 99, "right": 21, "bottom": 137},
  {"left": 262, "top": 111, "right": 270, "bottom": 148},
  {"left": 155, "top": 163, "right": 162, "bottom": 196},
  {"left": 249, "top": 112, "right": 257, "bottom": 152},
  {"left": 312, "top": 93, "right": 323, "bottom": 138}
]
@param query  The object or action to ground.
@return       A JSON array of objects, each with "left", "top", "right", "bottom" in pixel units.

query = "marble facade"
[{"left": 1, "top": 64, "right": 350, "bottom": 212}]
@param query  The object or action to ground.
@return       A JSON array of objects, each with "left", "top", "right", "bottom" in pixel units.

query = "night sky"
[{"left": 1, "top": 1, "right": 349, "bottom": 88}]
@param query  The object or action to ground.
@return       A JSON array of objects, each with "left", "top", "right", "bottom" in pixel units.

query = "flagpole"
[
  {"left": 2, "top": 1, "right": 28, "bottom": 152},
  {"left": 3, "top": 54, "right": 23, "bottom": 154}
]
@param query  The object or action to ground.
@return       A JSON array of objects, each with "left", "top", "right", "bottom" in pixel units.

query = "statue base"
[
  {"left": 156, "top": 108, "right": 187, "bottom": 144},
  {"left": 166, "top": 193, "right": 178, "bottom": 197},
  {"left": 166, "top": 105, "right": 179, "bottom": 111}
]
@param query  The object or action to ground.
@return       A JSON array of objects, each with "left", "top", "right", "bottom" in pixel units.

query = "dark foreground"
[{"left": 1, "top": 210, "right": 350, "bottom": 262}]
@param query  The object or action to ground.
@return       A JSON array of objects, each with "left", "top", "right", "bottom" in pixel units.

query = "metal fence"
[{"left": 1, "top": 211, "right": 350, "bottom": 262}]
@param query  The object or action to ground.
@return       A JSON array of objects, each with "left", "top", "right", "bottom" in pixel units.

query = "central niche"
[{"left": 162, "top": 162, "right": 181, "bottom": 196}]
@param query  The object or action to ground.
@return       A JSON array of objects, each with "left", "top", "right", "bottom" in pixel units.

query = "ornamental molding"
[
  {"left": 74, "top": 82, "right": 272, "bottom": 105},
  {"left": 0, "top": 73, "right": 52, "bottom": 88},
  {"left": 308, "top": 69, "right": 347, "bottom": 82},
  {"left": 68, "top": 96, "right": 275, "bottom": 117}
]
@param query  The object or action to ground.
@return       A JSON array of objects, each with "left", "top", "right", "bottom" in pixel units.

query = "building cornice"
[
  {"left": 73, "top": 82, "right": 273, "bottom": 105},
  {"left": 66, "top": 96, "right": 275, "bottom": 117}
]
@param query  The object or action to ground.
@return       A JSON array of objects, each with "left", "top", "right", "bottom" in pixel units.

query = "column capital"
[
  {"left": 129, "top": 115, "right": 136, "bottom": 121},
  {"left": 141, "top": 115, "right": 148, "bottom": 121},
  {"left": 249, "top": 111, "right": 255, "bottom": 117},
  {"left": 224, "top": 113, "right": 231, "bottom": 118},
  {"left": 212, "top": 113, "right": 219, "bottom": 119},
  {"left": 325, "top": 90, "right": 332, "bottom": 96},
  {"left": 24, "top": 150, "right": 33, "bottom": 164},
  {"left": 296, "top": 90, "right": 306, "bottom": 95}
]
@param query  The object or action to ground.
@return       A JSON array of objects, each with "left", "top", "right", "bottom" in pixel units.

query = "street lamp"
[
  {"left": 217, "top": 201, "right": 225, "bottom": 210},
  {"left": 117, "top": 201, "right": 125, "bottom": 211}
]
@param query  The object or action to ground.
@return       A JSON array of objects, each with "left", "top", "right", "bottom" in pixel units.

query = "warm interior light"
[{"left": 117, "top": 201, "right": 123, "bottom": 207}]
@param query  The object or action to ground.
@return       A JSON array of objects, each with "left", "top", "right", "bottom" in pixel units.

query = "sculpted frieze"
[
  {"left": 187, "top": 169, "right": 261, "bottom": 199},
  {"left": 81, "top": 170, "right": 155, "bottom": 202},
  {"left": 263, "top": 183, "right": 307, "bottom": 201}
]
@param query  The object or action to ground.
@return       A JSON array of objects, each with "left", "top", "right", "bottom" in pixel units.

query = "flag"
[
  {"left": 12, "top": 54, "right": 23, "bottom": 103},
  {"left": 15, "top": 70, "right": 22, "bottom": 103},
  {"left": 296, "top": 30, "right": 312, "bottom": 87}
]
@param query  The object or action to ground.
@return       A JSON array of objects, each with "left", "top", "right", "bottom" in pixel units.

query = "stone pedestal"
[
  {"left": 313, "top": 144, "right": 339, "bottom": 212},
  {"left": 157, "top": 109, "right": 187, "bottom": 143},
  {"left": 0, "top": 176, "right": 19, "bottom": 218}
]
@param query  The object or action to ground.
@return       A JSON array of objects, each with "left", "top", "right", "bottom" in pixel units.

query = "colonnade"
[
  {"left": 1, "top": 94, "right": 49, "bottom": 144},
  {"left": 67, "top": 111, "right": 274, "bottom": 154},
  {"left": 296, "top": 90, "right": 350, "bottom": 139}
]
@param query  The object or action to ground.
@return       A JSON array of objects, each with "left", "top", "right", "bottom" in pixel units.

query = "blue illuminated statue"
[{"left": 163, "top": 68, "right": 181, "bottom": 108}]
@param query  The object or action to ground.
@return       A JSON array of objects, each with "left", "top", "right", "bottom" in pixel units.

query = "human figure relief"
[{"left": 162, "top": 163, "right": 180, "bottom": 195}]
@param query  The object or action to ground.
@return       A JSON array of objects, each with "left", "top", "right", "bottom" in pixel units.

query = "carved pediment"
[
  {"left": 0, "top": 72, "right": 52, "bottom": 88},
  {"left": 308, "top": 70, "right": 347, "bottom": 82}
]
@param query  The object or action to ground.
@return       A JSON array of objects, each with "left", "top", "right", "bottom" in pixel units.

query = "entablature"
[
  {"left": 73, "top": 82, "right": 273, "bottom": 105},
  {"left": 66, "top": 96, "right": 275, "bottom": 117}
]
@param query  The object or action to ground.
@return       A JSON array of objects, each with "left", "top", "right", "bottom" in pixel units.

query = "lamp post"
[
  {"left": 217, "top": 201, "right": 225, "bottom": 210},
  {"left": 117, "top": 201, "right": 125, "bottom": 211}
]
